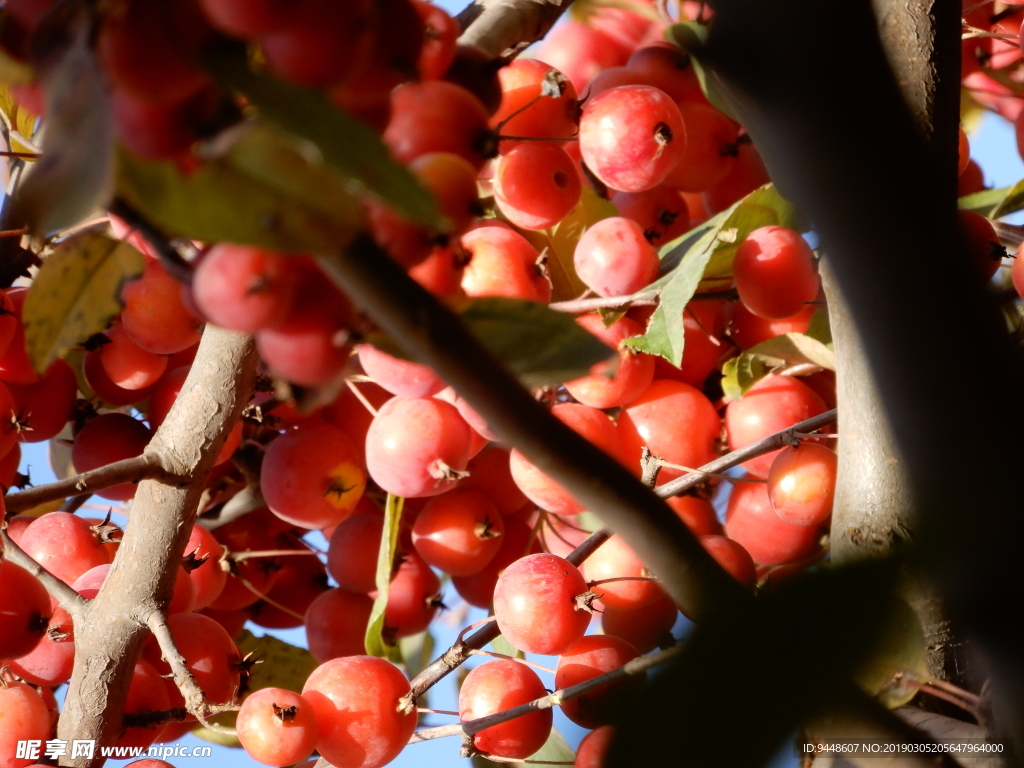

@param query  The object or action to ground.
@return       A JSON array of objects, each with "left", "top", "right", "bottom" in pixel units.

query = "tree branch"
[
  {"left": 456, "top": 0, "right": 575, "bottom": 57},
  {"left": 56, "top": 326, "right": 258, "bottom": 767},
  {"left": 1, "top": 527, "right": 88, "bottom": 618},
  {"left": 4, "top": 453, "right": 170, "bottom": 514}
]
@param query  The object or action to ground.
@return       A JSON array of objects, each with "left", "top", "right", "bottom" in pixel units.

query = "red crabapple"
[
  {"left": 699, "top": 534, "right": 757, "bottom": 588},
  {"left": 412, "top": 487, "right": 504, "bottom": 576},
  {"left": 122, "top": 260, "right": 203, "bottom": 354},
  {"left": 767, "top": 443, "right": 838, "bottom": 527},
  {"left": 412, "top": 0, "right": 459, "bottom": 79},
  {"left": 237, "top": 688, "right": 319, "bottom": 767},
  {"left": 301, "top": 656, "right": 417, "bottom": 768},
  {"left": 384, "top": 551, "right": 442, "bottom": 639},
  {"left": 251, "top": 552, "right": 329, "bottom": 630},
  {"left": 305, "top": 589, "right": 373, "bottom": 663},
  {"left": 662, "top": 103, "right": 739, "bottom": 192},
  {"left": 583, "top": 534, "right": 663, "bottom": 610},
  {"left": 451, "top": 510, "right": 541, "bottom": 607},
  {"left": 579, "top": 85, "right": 686, "bottom": 192},
  {"left": 724, "top": 481, "right": 822, "bottom": 566},
  {"left": 8, "top": 359, "right": 76, "bottom": 442},
  {"left": 193, "top": 244, "right": 297, "bottom": 333},
  {"left": 197, "top": 0, "right": 289, "bottom": 37},
  {"left": 460, "top": 446, "right": 529, "bottom": 515},
  {"left": 495, "top": 143, "right": 581, "bottom": 230},
  {"left": 461, "top": 225, "right": 553, "bottom": 303},
  {"left": 459, "top": 660, "right": 552, "bottom": 759},
  {"left": 98, "top": 321, "right": 168, "bottom": 391},
  {"left": 327, "top": 513, "right": 384, "bottom": 593},
  {"left": 665, "top": 493, "right": 722, "bottom": 536},
  {"left": 724, "top": 374, "right": 827, "bottom": 478},
  {"left": 365, "top": 396, "right": 473, "bottom": 498},
  {"left": 574, "top": 217, "right": 660, "bottom": 297},
  {"left": 612, "top": 185, "right": 689, "bottom": 246},
  {"left": 576, "top": 725, "right": 616, "bottom": 768},
  {"left": 555, "top": 634, "right": 641, "bottom": 728},
  {"left": 959, "top": 209, "right": 1004, "bottom": 279},
  {"left": 564, "top": 314, "right": 654, "bottom": 409},
  {"left": 491, "top": 58, "right": 579, "bottom": 153},
  {"left": 627, "top": 45, "right": 705, "bottom": 104},
  {"left": 71, "top": 413, "right": 152, "bottom": 501},
  {"left": 0, "top": 681, "right": 52, "bottom": 766},
  {"left": 493, "top": 553, "right": 592, "bottom": 655},
  {"left": 0, "top": 558, "right": 51, "bottom": 660},
  {"left": 600, "top": 587, "right": 677, "bottom": 653},
  {"left": 733, "top": 226, "right": 819, "bottom": 319},
  {"left": 7, "top": 605, "right": 74, "bottom": 686},
  {"left": 537, "top": 21, "right": 631, "bottom": 94},
  {"left": 730, "top": 302, "right": 814, "bottom": 350},
  {"left": 261, "top": 423, "right": 367, "bottom": 530},
  {"left": 703, "top": 139, "right": 770, "bottom": 214},
  {"left": 356, "top": 343, "right": 445, "bottom": 398},
  {"left": 184, "top": 524, "right": 227, "bottom": 610},
  {"left": 19, "top": 512, "right": 112, "bottom": 586}
]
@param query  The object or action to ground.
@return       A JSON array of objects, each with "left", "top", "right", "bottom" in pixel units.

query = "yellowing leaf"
[
  {"left": 235, "top": 629, "right": 319, "bottom": 694},
  {"left": 23, "top": 231, "right": 144, "bottom": 375},
  {"left": 116, "top": 122, "right": 362, "bottom": 253}
]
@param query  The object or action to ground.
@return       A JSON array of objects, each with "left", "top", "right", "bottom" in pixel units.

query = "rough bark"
[
  {"left": 824, "top": 0, "right": 966, "bottom": 684},
  {"left": 705, "top": 0, "right": 1024, "bottom": 745},
  {"left": 456, "top": 0, "right": 574, "bottom": 57},
  {"left": 57, "top": 326, "right": 259, "bottom": 767}
]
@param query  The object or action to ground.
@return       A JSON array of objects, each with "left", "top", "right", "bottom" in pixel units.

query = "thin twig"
[
  {"left": 655, "top": 460, "right": 769, "bottom": 483},
  {"left": 408, "top": 646, "right": 682, "bottom": 744},
  {"left": 227, "top": 548, "right": 321, "bottom": 562},
  {"left": 0, "top": 527, "right": 88, "bottom": 617},
  {"left": 4, "top": 453, "right": 169, "bottom": 513},
  {"left": 345, "top": 378, "right": 380, "bottom": 417}
]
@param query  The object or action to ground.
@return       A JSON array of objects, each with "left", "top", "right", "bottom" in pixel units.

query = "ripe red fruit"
[
  {"left": 579, "top": 85, "right": 686, "bottom": 192},
  {"left": 98, "top": 321, "right": 168, "bottom": 391},
  {"left": 327, "top": 514, "right": 384, "bottom": 593},
  {"left": 384, "top": 551, "right": 442, "bottom": 638},
  {"left": 461, "top": 225, "right": 553, "bottom": 303},
  {"left": 20, "top": 512, "right": 112, "bottom": 586},
  {"left": 184, "top": 525, "right": 227, "bottom": 610},
  {"left": 8, "top": 358, "right": 76, "bottom": 443},
  {"left": 665, "top": 493, "right": 722, "bottom": 536},
  {"left": 210, "top": 513, "right": 284, "bottom": 611},
  {"left": 6, "top": 605, "right": 74, "bottom": 686},
  {"left": 385, "top": 81, "right": 495, "bottom": 168},
  {"left": 0, "top": 681, "right": 52, "bottom": 765},
  {"left": 197, "top": 0, "right": 289, "bottom": 37},
  {"left": 733, "top": 226, "right": 819, "bottom": 319},
  {"left": 724, "top": 374, "right": 828, "bottom": 478},
  {"left": 619, "top": 379, "right": 721, "bottom": 482},
  {"left": 537, "top": 21, "right": 631, "bottom": 94},
  {"left": 493, "top": 553, "right": 592, "bottom": 655},
  {"left": 600, "top": 587, "right": 677, "bottom": 653},
  {"left": 555, "top": 634, "right": 641, "bottom": 728},
  {"left": 322, "top": 381, "right": 393, "bottom": 463},
  {"left": 260, "top": 0, "right": 374, "bottom": 87},
  {"left": 958, "top": 209, "right": 1004, "bottom": 279},
  {"left": 305, "top": 588, "right": 373, "bottom": 663},
  {"left": 583, "top": 534, "right": 663, "bottom": 610},
  {"left": 703, "top": 139, "right": 770, "bottom": 214},
  {"left": 459, "top": 660, "right": 552, "bottom": 759},
  {"left": 491, "top": 58, "right": 580, "bottom": 153},
  {"left": 564, "top": 314, "right": 654, "bottom": 409},
  {"left": 724, "top": 481, "right": 822, "bottom": 566},
  {"left": 0, "top": 559, "right": 51, "bottom": 660},
  {"left": 730, "top": 302, "right": 814, "bottom": 350},
  {"left": 412, "top": 0, "right": 459, "bottom": 79},
  {"left": 452, "top": 510, "right": 541, "bottom": 607},
  {"left": 0, "top": 288, "right": 36, "bottom": 385},
  {"left": 143, "top": 612, "right": 242, "bottom": 707},
  {"left": 365, "top": 396, "right": 472, "bottom": 498},
  {"left": 357, "top": 343, "right": 445, "bottom": 398},
  {"left": 238, "top": 688, "right": 319, "bottom": 767},
  {"left": 574, "top": 217, "right": 661, "bottom": 297},
  {"left": 71, "top": 413, "right": 152, "bottom": 501},
  {"left": 412, "top": 487, "right": 504, "bottom": 576},
  {"left": 612, "top": 185, "right": 690, "bottom": 246},
  {"left": 251, "top": 551, "right": 329, "bottom": 630},
  {"left": 83, "top": 345, "right": 153, "bottom": 406},
  {"left": 0, "top": 290, "right": 19, "bottom": 362},
  {"left": 576, "top": 725, "right": 616, "bottom": 768},
  {"left": 301, "top": 656, "right": 417, "bottom": 768},
  {"left": 699, "top": 534, "right": 757, "bottom": 588},
  {"left": 122, "top": 260, "right": 203, "bottom": 354},
  {"left": 627, "top": 45, "right": 705, "bottom": 104},
  {"left": 495, "top": 143, "right": 582, "bottom": 230},
  {"left": 97, "top": 0, "right": 212, "bottom": 105},
  {"left": 767, "top": 443, "right": 838, "bottom": 527},
  {"left": 510, "top": 403, "right": 624, "bottom": 516},
  {"left": 193, "top": 244, "right": 297, "bottom": 333},
  {"left": 460, "top": 446, "right": 529, "bottom": 515},
  {"left": 262, "top": 423, "right": 366, "bottom": 530},
  {"left": 663, "top": 103, "right": 739, "bottom": 192}
]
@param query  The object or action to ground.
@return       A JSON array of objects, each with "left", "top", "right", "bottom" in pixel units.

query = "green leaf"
[
  {"left": 17, "top": 10, "right": 112, "bottom": 236},
  {"left": 522, "top": 728, "right": 575, "bottom": 765},
  {"left": 667, "top": 22, "right": 738, "bottom": 122},
  {"left": 116, "top": 123, "right": 362, "bottom": 253},
  {"left": 365, "top": 493, "right": 405, "bottom": 662},
  {"left": 625, "top": 184, "right": 798, "bottom": 365},
  {"left": 956, "top": 177, "right": 1024, "bottom": 219},
  {"left": 22, "top": 232, "right": 145, "bottom": 375},
  {"left": 399, "top": 631, "right": 436, "bottom": 681},
  {"left": 490, "top": 634, "right": 525, "bottom": 660},
  {"left": 235, "top": 629, "right": 319, "bottom": 694},
  {"left": 459, "top": 297, "right": 614, "bottom": 387},
  {"left": 519, "top": 187, "right": 618, "bottom": 302},
  {"left": 720, "top": 332, "right": 834, "bottom": 399},
  {"left": 204, "top": 47, "right": 440, "bottom": 227}
]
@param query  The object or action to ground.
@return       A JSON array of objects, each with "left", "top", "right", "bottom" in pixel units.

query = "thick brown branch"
[
  {"left": 1, "top": 527, "right": 88, "bottom": 617},
  {"left": 456, "top": 0, "right": 574, "bottom": 57},
  {"left": 4, "top": 453, "right": 169, "bottom": 514},
  {"left": 409, "top": 646, "right": 682, "bottom": 744},
  {"left": 122, "top": 706, "right": 188, "bottom": 730}
]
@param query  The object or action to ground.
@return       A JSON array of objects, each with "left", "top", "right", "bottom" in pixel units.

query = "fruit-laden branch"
[
  {"left": 0, "top": 527, "right": 88, "bottom": 617},
  {"left": 408, "top": 645, "right": 683, "bottom": 745},
  {"left": 57, "top": 326, "right": 259, "bottom": 768},
  {"left": 321, "top": 234, "right": 748, "bottom": 620},
  {"left": 400, "top": 409, "right": 835, "bottom": 708},
  {"left": 456, "top": 0, "right": 574, "bottom": 57},
  {"left": 3, "top": 453, "right": 170, "bottom": 513}
]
